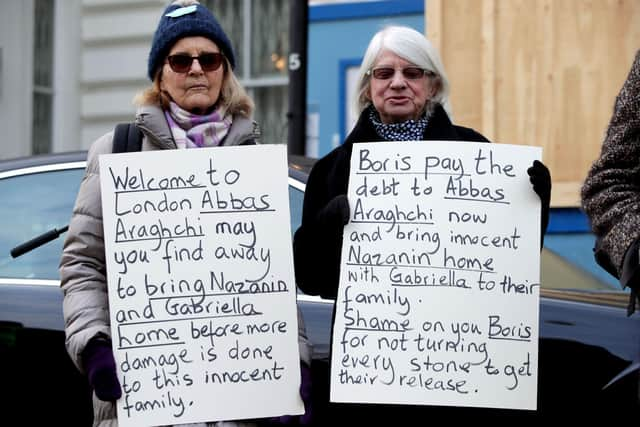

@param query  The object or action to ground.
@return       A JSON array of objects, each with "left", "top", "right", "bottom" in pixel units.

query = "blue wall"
[{"left": 307, "top": 0, "right": 424, "bottom": 157}]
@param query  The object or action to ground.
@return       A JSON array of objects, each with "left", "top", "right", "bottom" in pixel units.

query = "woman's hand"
[
  {"left": 266, "top": 362, "right": 313, "bottom": 425},
  {"left": 83, "top": 337, "right": 122, "bottom": 401},
  {"left": 316, "top": 194, "right": 350, "bottom": 232}
]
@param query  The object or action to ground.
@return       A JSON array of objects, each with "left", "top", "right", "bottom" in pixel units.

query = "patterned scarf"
[
  {"left": 164, "top": 101, "right": 232, "bottom": 149},
  {"left": 369, "top": 106, "right": 429, "bottom": 141}
]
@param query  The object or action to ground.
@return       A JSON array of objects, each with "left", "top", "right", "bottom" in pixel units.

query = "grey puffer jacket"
[{"left": 60, "top": 105, "right": 312, "bottom": 427}]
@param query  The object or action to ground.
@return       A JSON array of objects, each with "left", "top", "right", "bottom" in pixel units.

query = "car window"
[
  {"left": 288, "top": 183, "right": 304, "bottom": 235},
  {"left": 1, "top": 169, "right": 303, "bottom": 281},
  {"left": 0, "top": 168, "right": 83, "bottom": 280}
]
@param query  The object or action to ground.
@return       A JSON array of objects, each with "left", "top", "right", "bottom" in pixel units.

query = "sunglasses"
[
  {"left": 368, "top": 66, "right": 431, "bottom": 80},
  {"left": 166, "top": 52, "right": 224, "bottom": 73}
]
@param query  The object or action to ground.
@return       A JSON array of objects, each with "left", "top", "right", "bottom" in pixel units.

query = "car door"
[{"left": 0, "top": 159, "right": 92, "bottom": 423}]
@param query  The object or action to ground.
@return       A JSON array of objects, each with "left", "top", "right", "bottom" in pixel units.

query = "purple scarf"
[{"left": 165, "top": 101, "right": 232, "bottom": 148}]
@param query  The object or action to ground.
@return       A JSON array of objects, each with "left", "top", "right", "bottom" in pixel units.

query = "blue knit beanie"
[{"left": 147, "top": 1, "right": 235, "bottom": 80}]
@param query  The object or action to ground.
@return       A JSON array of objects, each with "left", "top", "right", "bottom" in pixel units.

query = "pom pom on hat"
[{"left": 147, "top": 1, "right": 235, "bottom": 80}]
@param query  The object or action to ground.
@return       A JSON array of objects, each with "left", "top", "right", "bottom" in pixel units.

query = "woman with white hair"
[
  {"left": 292, "top": 25, "right": 551, "bottom": 422},
  {"left": 355, "top": 24, "right": 454, "bottom": 127},
  {"left": 295, "top": 25, "right": 550, "bottom": 299}
]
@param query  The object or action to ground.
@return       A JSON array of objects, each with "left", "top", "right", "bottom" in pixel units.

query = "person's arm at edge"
[{"left": 581, "top": 50, "right": 640, "bottom": 279}]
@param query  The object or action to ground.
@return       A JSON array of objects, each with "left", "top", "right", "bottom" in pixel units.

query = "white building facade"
[{"left": 0, "top": 0, "right": 290, "bottom": 159}]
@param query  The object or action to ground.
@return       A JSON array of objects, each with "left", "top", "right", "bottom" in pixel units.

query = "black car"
[{"left": 1, "top": 151, "right": 639, "bottom": 423}]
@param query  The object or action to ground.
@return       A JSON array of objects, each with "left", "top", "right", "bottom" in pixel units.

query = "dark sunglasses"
[
  {"left": 166, "top": 52, "right": 224, "bottom": 73},
  {"left": 368, "top": 66, "right": 431, "bottom": 80}
]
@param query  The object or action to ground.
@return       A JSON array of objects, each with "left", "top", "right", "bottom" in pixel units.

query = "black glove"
[
  {"left": 316, "top": 194, "right": 350, "bottom": 233},
  {"left": 620, "top": 239, "right": 640, "bottom": 316},
  {"left": 527, "top": 160, "right": 551, "bottom": 249},
  {"left": 82, "top": 337, "right": 122, "bottom": 401}
]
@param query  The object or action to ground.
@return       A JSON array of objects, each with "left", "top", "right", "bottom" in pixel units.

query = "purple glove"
[
  {"left": 299, "top": 362, "right": 313, "bottom": 425},
  {"left": 267, "top": 363, "right": 313, "bottom": 425},
  {"left": 82, "top": 337, "right": 122, "bottom": 401}
]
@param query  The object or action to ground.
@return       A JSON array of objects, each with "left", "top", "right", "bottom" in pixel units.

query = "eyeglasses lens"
[
  {"left": 371, "top": 67, "right": 427, "bottom": 80},
  {"left": 167, "top": 53, "right": 223, "bottom": 73}
]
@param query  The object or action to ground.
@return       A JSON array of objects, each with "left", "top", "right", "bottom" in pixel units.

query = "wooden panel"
[
  {"left": 548, "top": 0, "right": 640, "bottom": 185},
  {"left": 429, "top": 0, "right": 640, "bottom": 207},
  {"left": 448, "top": 0, "right": 483, "bottom": 129},
  {"left": 427, "top": 0, "right": 482, "bottom": 129},
  {"left": 494, "top": 0, "right": 554, "bottom": 155},
  {"left": 426, "top": 0, "right": 442, "bottom": 53}
]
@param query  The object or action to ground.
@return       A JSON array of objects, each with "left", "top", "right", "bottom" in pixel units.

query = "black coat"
[
  {"left": 292, "top": 106, "right": 559, "bottom": 423},
  {"left": 293, "top": 105, "right": 496, "bottom": 423},
  {"left": 294, "top": 104, "right": 489, "bottom": 299}
]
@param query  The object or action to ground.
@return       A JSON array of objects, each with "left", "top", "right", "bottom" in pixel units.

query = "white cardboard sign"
[
  {"left": 99, "top": 145, "right": 303, "bottom": 427},
  {"left": 330, "top": 141, "right": 541, "bottom": 410}
]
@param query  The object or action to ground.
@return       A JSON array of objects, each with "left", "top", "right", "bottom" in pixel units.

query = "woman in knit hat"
[{"left": 60, "top": 1, "right": 311, "bottom": 426}]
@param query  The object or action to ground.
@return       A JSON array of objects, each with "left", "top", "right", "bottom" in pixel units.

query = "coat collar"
[{"left": 343, "top": 104, "right": 459, "bottom": 149}]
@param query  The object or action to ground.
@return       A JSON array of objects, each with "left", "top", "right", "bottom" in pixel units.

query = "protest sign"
[
  {"left": 330, "top": 141, "right": 541, "bottom": 410},
  {"left": 99, "top": 145, "right": 303, "bottom": 426}
]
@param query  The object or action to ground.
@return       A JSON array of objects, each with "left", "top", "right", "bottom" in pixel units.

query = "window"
[
  {"left": 288, "top": 183, "right": 304, "bottom": 235},
  {"left": 203, "top": 0, "right": 289, "bottom": 145},
  {"left": 32, "top": 0, "right": 54, "bottom": 155},
  {"left": 251, "top": 0, "right": 289, "bottom": 77},
  {"left": 254, "top": 85, "right": 288, "bottom": 144},
  {"left": 203, "top": 0, "right": 245, "bottom": 76},
  {"left": 0, "top": 168, "right": 83, "bottom": 280}
]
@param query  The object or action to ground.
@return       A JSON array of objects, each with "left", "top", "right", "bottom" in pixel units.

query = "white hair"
[{"left": 354, "top": 26, "right": 452, "bottom": 120}]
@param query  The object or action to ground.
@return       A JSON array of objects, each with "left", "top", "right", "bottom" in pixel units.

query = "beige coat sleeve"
[
  {"left": 297, "top": 305, "right": 312, "bottom": 366},
  {"left": 59, "top": 132, "right": 114, "bottom": 372}
]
